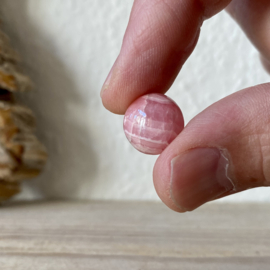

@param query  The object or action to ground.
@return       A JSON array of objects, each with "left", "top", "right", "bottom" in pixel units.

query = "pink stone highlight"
[{"left": 123, "top": 94, "right": 184, "bottom": 155}]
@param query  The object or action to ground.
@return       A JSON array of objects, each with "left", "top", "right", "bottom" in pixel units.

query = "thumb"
[{"left": 153, "top": 83, "right": 270, "bottom": 212}]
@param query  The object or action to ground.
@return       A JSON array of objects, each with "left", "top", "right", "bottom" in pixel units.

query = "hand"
[{"left": 100, "top": 0, "right": 270, "bottom": 212}]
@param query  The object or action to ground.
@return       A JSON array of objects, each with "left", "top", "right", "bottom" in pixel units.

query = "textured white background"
[{"left": 0, "top": 0, "right": 269, "bottom": 202}]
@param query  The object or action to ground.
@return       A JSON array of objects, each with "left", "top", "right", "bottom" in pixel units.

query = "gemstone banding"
[{"left": 123, "top": 93, "right": 184, "bottom": 155}]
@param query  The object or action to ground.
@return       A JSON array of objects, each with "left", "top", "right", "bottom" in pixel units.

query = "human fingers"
[
  {"left": 101, "top": 0, "right": 232, "bottom": 114},
  {"left": 226, "top": 0, "right": 270, "bottom": 74},
  {"left": 153, "top": 83, "right": 270, "bottom": 212}
]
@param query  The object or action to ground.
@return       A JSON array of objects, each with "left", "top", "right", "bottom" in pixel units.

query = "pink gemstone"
[{"left": 123, "top": 93, "right": 184, "bottom": 155}]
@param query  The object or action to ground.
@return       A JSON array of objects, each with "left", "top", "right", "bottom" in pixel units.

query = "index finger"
[{"left": 101, "top": 0, "right": 232, "bottom": 114}]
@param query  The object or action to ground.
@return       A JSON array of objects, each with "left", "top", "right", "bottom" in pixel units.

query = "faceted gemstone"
[{"left": 123, "top": 93, "right": 184, "bottom": 155}]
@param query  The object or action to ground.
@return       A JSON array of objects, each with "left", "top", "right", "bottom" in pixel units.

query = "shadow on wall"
[{"left": 0, "top": 1, "right": 98, "bottom": 199}]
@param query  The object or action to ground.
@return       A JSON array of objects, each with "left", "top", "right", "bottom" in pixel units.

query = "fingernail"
[
  {"left": 170, "top": 148, "right": 234, "bottom": 212},
  {"left": 100, "top": 68, "right": 113, "bottom": 98}
]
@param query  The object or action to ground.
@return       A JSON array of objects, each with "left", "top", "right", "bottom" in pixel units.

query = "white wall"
[{"left": 0, "top": 0, "right": 269, "bottom": 202}]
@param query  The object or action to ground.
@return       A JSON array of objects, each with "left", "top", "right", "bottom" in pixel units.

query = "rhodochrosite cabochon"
[{"left": 123, "top": 94, "right": 184, "bottom": 155}]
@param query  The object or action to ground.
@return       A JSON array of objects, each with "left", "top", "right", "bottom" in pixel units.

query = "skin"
[{"left": 101, "top": 0, "right": 270, "bottom": 212}]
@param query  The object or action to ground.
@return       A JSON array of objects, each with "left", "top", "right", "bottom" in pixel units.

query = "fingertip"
[
  {"left": 101, "top": 94, "right": 126, "bottom": 115},
  {"left": 100, "top": 57, "right": 129, "bottom": 115},
  {"left": 101, "top": 0, "right": 203, "bottom": 115},
  {"left": 153, "top": 84, "right": 270, "bottom": 213}
]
